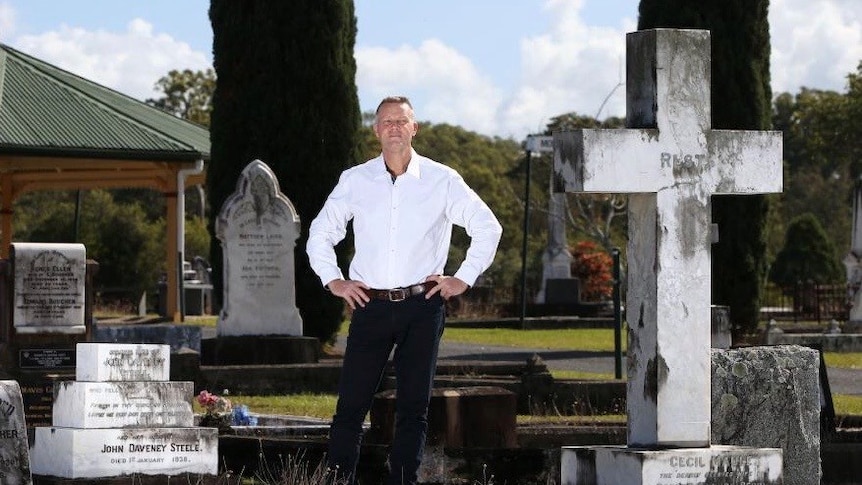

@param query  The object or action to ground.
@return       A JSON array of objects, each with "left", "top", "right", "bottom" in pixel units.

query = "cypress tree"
[
  {"left": 637, "top": 0, "right": 772, "bottom": 338},
  {"left": 208, "top": 1, "right": 360, "bottom": 342}
]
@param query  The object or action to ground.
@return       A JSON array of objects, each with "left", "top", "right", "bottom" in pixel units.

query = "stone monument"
[
  {"left": 0, "top": 243, "right": 96, "bottom": 428},
  {"left": 535, "top": 186, "right": 576, "bottom": 304},
  {"left": 843, "top": 176, "right": 862, "bottom": 333},
  {"left": 556, "top": 29, "right": 784, "bottom": 483},
  {"left": 203, "top": 160, "right": 318, "bottom": 365},
  {"left": 29, "top": 342, "right": 217, "bottom": 480},
  {"left": 0, "top": 381, "right": 32, "bottom": 484}
]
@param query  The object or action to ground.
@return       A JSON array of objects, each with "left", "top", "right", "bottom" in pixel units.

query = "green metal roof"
[{"left": 0, "top": 43, "right": 209, "bottom": 161}]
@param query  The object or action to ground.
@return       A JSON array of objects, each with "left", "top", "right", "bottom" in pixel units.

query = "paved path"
[{"left": 337, "top": 335, "right": 862, "bottom": 396}]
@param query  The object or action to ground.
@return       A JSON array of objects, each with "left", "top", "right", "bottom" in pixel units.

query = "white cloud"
[
  {"left": 500, "top": 0, "right": 633, "bottom": 138},
  {"left": 0, "top": 3, "right": 15, "bottom": 38},
  {"left": 14, "top": 18, "right": 209, "bottom": 101},
  {"left": 770, "top": 0, "right": 862, "bottom": 94},
  {"left": 356, "top": 39, "right": 502, "bottom": 135}
]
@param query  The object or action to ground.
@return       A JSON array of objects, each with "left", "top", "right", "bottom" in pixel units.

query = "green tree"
[
  {"left": 638, "top": 0, "right": 773, "bottom": 337},
  {"left": 146, "top": 69, "right": 216, "bottom": 127},
  {"left": 14, "top": 190, "right": 164, "bottom": 303},
  {"left": 208, "top": 1, "right": 361, "bottom": 343},
  {"left": 769, "top": 213, "right": 842, "bottom": 287}
]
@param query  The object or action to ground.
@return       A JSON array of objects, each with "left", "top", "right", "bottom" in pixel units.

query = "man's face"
[{"left": 373, "top": 102, "right": 418, "bottom": 150}]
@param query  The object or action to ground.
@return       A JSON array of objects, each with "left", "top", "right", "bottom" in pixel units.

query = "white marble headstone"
[
  {"left": 76, "top": 343, "right": 170, "bottom": 382},
  {"left": 0, "top": 381, "right": 31, "bottom": 485},
  {"left": 12, "top": 242, "right": 86, "bottom": 333},
  {"left": 215, "top": 159, "right": 303, "bottom": 336}
]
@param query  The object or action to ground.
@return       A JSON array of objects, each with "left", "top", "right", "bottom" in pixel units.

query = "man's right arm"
[{"left": 306, "top": 173, "right": 351, "bottom": 286}]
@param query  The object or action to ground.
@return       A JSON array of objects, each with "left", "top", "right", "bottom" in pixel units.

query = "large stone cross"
[{"left": 554, "top": 29, "right": 782, "bottom": 447}]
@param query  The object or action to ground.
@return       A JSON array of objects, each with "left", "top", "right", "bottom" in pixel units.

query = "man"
[{"left": 306, "top": 95, "right": 502, "bottom": 484}]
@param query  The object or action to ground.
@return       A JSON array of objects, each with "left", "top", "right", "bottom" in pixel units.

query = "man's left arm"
[{"left": 427, "top": 174, "right": 502, "bottom": 298}]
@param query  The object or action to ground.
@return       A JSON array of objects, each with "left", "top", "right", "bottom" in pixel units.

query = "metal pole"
[
  {"left": 612, "top": 247, "right": 623, "bottom": 379},
  {"left": 519, "top": 149, "right": 533, "bottom": 328}
]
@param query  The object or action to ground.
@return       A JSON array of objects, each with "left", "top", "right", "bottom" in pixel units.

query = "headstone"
[
  {"left": 712, "top": 346, "right": 821, "bottom": 485},
  {"left": 28, "top": 343, "right": 217, "bottom": 479},
  {"left": 215, "top": 159, "right": 303, "bottom": 336},
  {"left": 11, "top": 243, "right": 86, "bottom": 334},
  {"left": 0, "top": 381, "right": 32, "bottom": 485},
  {"left": 711, "top": 305, "right": 732, "bottom": 349},
  {"left": 843, "top": 175, "right": 862, "bottom": 333},
  {"left": 556, "top": 29, "right": 784, "bottom": 483},
  {"left": 0, "top": 243, "right": 96, "bottom": 429}
]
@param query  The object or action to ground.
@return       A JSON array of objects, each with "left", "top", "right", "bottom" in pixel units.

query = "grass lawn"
[{"left": 169, "top": 317, "right": 862, "bottom": 417}]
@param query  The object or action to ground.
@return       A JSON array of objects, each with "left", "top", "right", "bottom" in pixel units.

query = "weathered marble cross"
[{"left": 554, "top": 29, "right": 782, "bottom": 447}]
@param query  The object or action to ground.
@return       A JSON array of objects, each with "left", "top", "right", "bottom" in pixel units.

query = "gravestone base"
[
  {"left": 368, "top": 386, "right": 518, "bottom": 448},
  {"left": 561, "top": 445, "right": 782, "bottom": 485},
  {"left": 32, "top": 472, "right": 223, "bottom": 485},
  {"left": 29, "top": 427, "right": 218, "bottom": 479},
  {"left": 201, "top": 335, "right": 319, "bottom": 365}
]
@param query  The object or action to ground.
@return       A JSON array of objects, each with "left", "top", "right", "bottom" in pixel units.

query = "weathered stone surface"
[
  {"left": 369, "top": 386, "right": 517, "bottom": 448},
  {"left": 52, "top": 381, "right": 194, "bottom": 428},
  {"left": 76, "top": 343, "right": 170, "bottom": 382},
  {"left": 29, "top": 427, "right": 218, "bottom": 478},
  {"left": 711, "top": 345, "right": 821, "bottom": 485},
  {"left": 554, "top": 28, "right": 782, "bottom": 448},
  {"left": 11, "top": 243, "right": 86, "bottom": 333},
  {"left": 561, "top": 445, "right": 782, "bottom": 485},
  {"left": 215, "top": 159, "right": 303, "bottom": 337},
  {"left": 0, "top": 381, "right": 32, "bottom": 485}
]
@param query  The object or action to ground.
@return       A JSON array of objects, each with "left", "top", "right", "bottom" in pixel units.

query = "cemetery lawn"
[{"left": 443, "top": 327, "right": 626, "bottom": 352}]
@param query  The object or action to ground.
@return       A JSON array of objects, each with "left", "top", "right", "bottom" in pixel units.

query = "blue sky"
[{"left": 1, "top": 0, "right": 860, "bottom": 140}]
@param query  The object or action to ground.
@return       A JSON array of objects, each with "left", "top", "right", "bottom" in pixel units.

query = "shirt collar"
[{"left": 372, "top": 149, "right": 422, "bottom": 180}]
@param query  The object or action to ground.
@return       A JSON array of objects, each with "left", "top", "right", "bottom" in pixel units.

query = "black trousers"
[{"left": 327, "top": 293, "right": 445, "bottom": 485}]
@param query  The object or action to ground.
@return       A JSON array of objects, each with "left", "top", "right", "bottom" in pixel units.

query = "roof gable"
[{"left": 0, "top": 43, "right": 209, "bottom": 161}]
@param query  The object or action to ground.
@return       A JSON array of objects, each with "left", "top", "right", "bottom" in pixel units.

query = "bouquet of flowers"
[
  {"left": 197, "top": 390, "right": 233, "bottom": 429},
  {"left": 196, "top": 390, "right": 258, "bottom": 429}
]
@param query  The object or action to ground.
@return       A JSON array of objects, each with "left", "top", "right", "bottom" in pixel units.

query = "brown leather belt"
[{"left": 363, "top": 282, "right": 438, "bottom": 302}]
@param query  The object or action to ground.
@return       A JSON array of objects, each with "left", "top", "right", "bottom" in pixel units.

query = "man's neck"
[{"left": 383, "top": 147, "right": 412, "bottom": 176}]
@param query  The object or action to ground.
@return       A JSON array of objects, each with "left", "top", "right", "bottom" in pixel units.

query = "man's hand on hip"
[
  {"left": 425, "top": 275, "right": 468, "bottom": 300},
  {"left": 327, "top": 279, "right": 370, "bottom": 310}
]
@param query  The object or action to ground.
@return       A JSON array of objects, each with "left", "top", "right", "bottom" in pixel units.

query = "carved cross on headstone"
[{"left": 554, "top": 29, "right": 782, "bottom": 447}]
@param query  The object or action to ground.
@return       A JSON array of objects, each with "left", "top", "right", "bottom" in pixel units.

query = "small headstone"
[
  {"left": 215, "top": 159, "right": 303, "bottom": 336},
  {"left": 711, "top": 305, "right": 732, "bottom": 349},
  {"left": 11, "top": 243, "right": 86, "bottom": 333},
  {"left": 711, "top": 345, "right": 821, "bottom": 485},
  {"left": 0, "top": 381, "right": 32, "bottom": 485}
]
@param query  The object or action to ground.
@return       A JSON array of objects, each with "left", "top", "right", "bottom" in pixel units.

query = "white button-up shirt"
[{"left": 307, "top": 150, "right": 502, "bottom": 290}]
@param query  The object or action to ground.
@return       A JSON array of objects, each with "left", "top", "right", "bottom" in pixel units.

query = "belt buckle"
[{"left": 388, "top": 288, "right": 407, "bottom": 302}]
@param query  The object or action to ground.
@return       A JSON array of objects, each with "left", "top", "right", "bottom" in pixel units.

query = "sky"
[{"left": 0, "top": 0, "right": 860, "bottom": 141}]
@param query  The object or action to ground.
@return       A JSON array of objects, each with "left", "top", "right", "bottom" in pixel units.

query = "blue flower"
[{"left": 231, "top": 404, "right": 258, "bottom": 426}]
